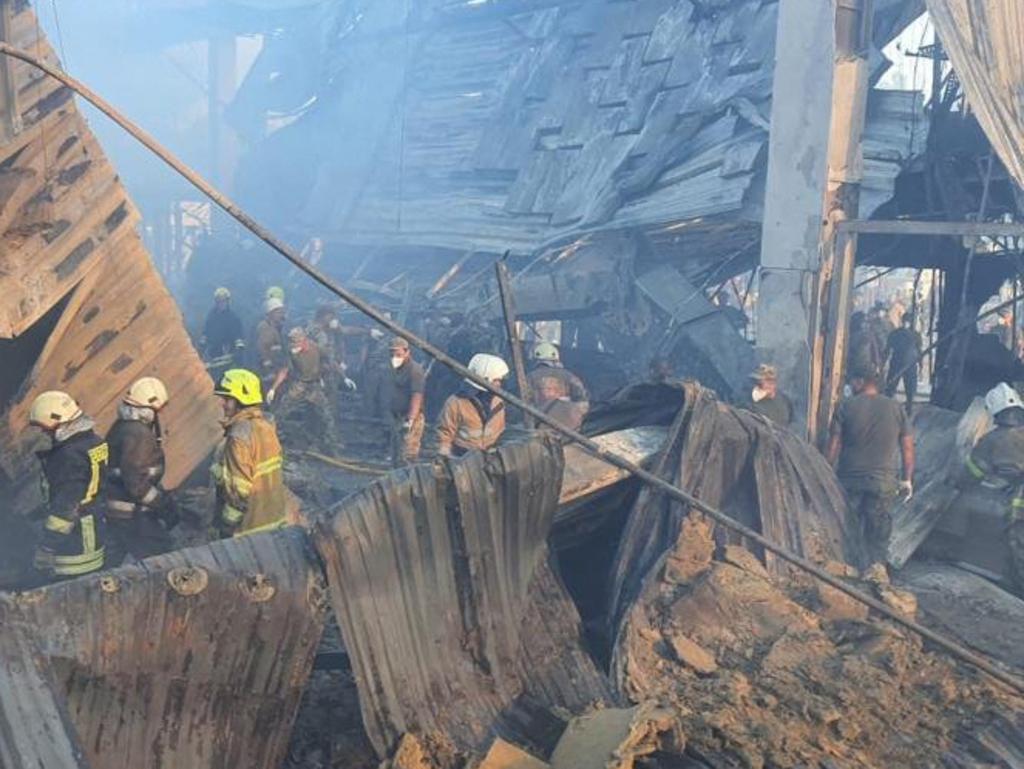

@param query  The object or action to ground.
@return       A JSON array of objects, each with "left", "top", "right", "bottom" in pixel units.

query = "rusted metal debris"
[
  {"left": 1, "top": 530, "right": 327, "bottom": 769},
  {"left": 314, "top": 436, "right": 616, "bottom": 755}
]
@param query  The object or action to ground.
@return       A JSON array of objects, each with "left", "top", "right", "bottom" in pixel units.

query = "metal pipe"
[{"left": 5, "top": 42, "right": 1020, "bottom": 694}]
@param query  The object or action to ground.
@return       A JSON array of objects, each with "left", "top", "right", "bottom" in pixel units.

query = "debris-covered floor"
[{"left": 7, "top": 384, "right": 1019, "bottom": 769}]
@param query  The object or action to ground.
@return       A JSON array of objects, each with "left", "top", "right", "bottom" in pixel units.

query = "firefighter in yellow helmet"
[
  {"left": 210, "top": 369, "right": 287, "bottom": 537},
  {"left": 29, "top": 390, "right": 108, "bottom": 581},
  {"left": 105, "top": 377, "right": 177, "bottom": 564}
]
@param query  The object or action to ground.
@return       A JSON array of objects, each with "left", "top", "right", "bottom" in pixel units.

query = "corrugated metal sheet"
[
  {"left": 0, "top": 3, "right": 221, "bottom": 501},
  {"left": 927, "top": 0, "right": 1024, "bottom": 190},
  {"left": 1, "top": 528, "right": 326, "bottom": 769},
  {"left": 314, "top": 436, "right": 614, "bottom": 756},
  {"left": 609, "top": 382, "right": 856, "bottom": 624},
  {"left": 0, "top": 623, "right": 88, "bottom": 769}
]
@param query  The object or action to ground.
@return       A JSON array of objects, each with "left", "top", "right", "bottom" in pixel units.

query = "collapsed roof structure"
[{"left": 0, "top": 2, "right": 220, "bottom": 515}]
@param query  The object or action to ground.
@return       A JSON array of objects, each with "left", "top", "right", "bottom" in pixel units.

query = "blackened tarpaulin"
[
  {"left": 609, "top": 383, "right": 859, "bottom": 624},
  {"left": 1, "top": 529, "right": 327, "bottom": 769},
  {"left": 315, "top": 435, "right": 614, "bottom": 756}
]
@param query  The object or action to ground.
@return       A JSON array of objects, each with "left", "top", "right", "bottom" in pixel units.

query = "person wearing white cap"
[
  {"left": 254, "top": 296, "right": 287, "bottom": 391},
  {"left": 436, "top": 353, "right": 509, "bottom": 457},
  {"left": 963, "top": 383, "right": 1024, "bottom": 591}
]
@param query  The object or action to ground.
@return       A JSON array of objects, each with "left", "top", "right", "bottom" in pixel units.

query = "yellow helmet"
[
  {"left": 265, "top": 286, "right": 285, "bottom": 302},
  {"left": 213, "top": 287, "right": 231, "bottom": 301},
  {"left": 29, "top": 391, "right": 82, "bottom": 430},
  {"left": 214, "top": 368, "right": 263, "bottom": 406},
  {"left": 125, "top": 376, "right": 169, "bottom": 410},
  {"left": 533, "top": 341, "right": 560, "bottom": 362}
]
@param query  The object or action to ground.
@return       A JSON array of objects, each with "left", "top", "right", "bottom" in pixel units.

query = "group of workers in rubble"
[
  {"left": 27, "top": 277, "right": 1024, "bottom": 591},
  {"left": 25, "top": 284, "right": 592, "bottom": 584},
  {"left": 848, "top": 301, "right": 922, "bottom": 413}
]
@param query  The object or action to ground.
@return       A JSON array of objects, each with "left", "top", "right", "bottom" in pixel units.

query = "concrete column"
[{"left": 756, "top": 0, "right": 836, "bottom": 427}]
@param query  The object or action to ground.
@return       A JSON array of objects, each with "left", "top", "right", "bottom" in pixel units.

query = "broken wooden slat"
[{"left": 0, "top": 4, "right": 221, "bottom": 503}]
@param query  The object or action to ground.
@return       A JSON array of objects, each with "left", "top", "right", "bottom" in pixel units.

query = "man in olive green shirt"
[{"left": 827, "top": 366, "right": 915, "bottom": 564}]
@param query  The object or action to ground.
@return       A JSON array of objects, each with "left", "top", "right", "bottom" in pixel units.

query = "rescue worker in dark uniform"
[
  {"left": 29, "top": 390, "right": 108, "bottom": 582},
  {"left": 528, "top": 342, "right": 589, "bottom": 414},
  {"left": 105, "top": 376, "right": 177, "bottom": 564},
  {"left": 962, "top": 383, "right": 1024, "bottom": 591},
  {"left": 885, "top": 313, "right": 922, "bottom": 412},
  {"left": 200, "top": 287, "right": 245, "bottom": 380}
]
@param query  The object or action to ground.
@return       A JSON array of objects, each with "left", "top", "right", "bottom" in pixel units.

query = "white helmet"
[
  {"left": 984, "top": 382, "right": 1024, "bottom": 417},
  {"left": 125, "top": 376, "right": 169, "bottom": 411},
  {"left": 29, "top": 391, "right": 82, "bottom": 430},
  {"left": 533, "top": 342, "right": 559, "bottom": 362},
  {"left": 264, "top": 296, "right": 285, "bottom": 314},
  {"left": 466, "top": 353, "right": 509, "bottom": 390}
]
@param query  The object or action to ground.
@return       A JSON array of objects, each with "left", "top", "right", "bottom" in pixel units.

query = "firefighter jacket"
[
  {"left": 964, "top": 425, "right": 1024, "bottom": 520},
  {"left": 211, "top": 407, "right": 286, "bottom": 535},
  {"left": 35, "top": 417, "right": 108, "bottom": 577},
  {"left": 106, "top": 406, "right": 166, "bottom": 520},
  {"left": 255, "top": 318, "right": 286, "bottom": 376},
  {"left": 437, "top": 387, "right": 506, "bottom": 456},
  {"left": 528, "top": 363, "right": 589, "bottom": 404}
]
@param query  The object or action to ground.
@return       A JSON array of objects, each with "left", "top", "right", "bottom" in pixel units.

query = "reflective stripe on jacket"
[
  {"left": 964, "top": 425, "right": 1024, "bottom": 520},
  {"left": 436, "top": 392, "right": 505, "bottom": 455},
  {"left": 106, "top": 417, "right": 165, "bottom": 518},
  {"left": 37, "top": 423, "right": 108, "bottom": 576},
  {"left": 213, "top": 407, "right": 286, "bottom": 534}
]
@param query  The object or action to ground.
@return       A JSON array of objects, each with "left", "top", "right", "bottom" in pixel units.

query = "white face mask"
[
  {"left": 752, "top": 386, "right": 769, "bottom": 403},
  {"left": 328, "top": 318, "right": 340, "bottom": 330},
  {"left": 391, "top": 356, "right": 404, "bottom": 369},
  {"left": 291, "top": 346, "right": 303, "bottom": 355}
]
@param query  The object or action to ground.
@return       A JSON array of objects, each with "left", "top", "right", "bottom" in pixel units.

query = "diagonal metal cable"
[{"left": 2, "top": 41, "right": 1020, "bottom": 695}]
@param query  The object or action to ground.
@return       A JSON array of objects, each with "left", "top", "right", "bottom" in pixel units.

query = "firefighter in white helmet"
[
  {"left": 28, "top": 390, "right": 108, "bottom": 581},
  {"left": 255, "top": 296, "right": 288, "bottom": 393},
  {"left": 528, "top": 341, "right": 589, "bottom": 429},
  {"left": 963, "top": 382, "right": 1024, "bottom": 590},
  {"left": 105, "top": 376, "right": 177, "bottom": 564},
  {"left": 436, "top": 353, "right": 509, "bottom": 457}
]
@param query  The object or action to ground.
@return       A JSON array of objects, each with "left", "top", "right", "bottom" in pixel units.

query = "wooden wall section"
[{"left": 0, "top": 3, "right": 221, "bottom": 500}]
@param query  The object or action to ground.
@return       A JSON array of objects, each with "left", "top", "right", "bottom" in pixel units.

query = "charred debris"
[{"left": 2, "top": 0, "right": 1024, "bottom": 768}]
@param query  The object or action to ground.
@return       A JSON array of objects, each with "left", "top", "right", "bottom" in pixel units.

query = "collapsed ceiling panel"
[
  {"left": 235, "top": 0, "right": 923, "bottom": 261},
  {"left": 927, "top": 0, "right": 1024, "bottom": 190},
  {"left": 0, "top": 2, "right": 220, "bottom": 503}
]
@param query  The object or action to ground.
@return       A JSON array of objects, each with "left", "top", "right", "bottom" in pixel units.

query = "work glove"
[
  {"left": 344, "top": 377, "right": 358, "bottom": 391},
  {"left": 267, "top": 388, "right": 277, "bottom": 404},
  {"left": 369, "top": 329, "right": 385, "bottom": 340},
  {"left": 155, "top": 491, "right": 180, "bottom": 531},
  {"left": 898, "top": 479, "right": 913, "bottom": 499}
]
